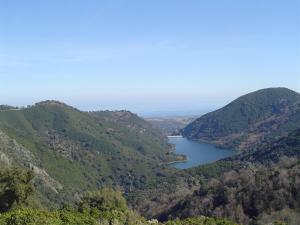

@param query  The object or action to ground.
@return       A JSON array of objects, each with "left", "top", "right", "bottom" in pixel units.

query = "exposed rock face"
[
  {"left": 0, "top": 129, "right": 63, "bottom": 194},
  {"left": 0, "top": 130, "right": 37, "bottom": 165}
]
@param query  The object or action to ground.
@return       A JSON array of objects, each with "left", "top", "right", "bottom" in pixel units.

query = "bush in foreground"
[{"left": 0, "top": 209, "right": 238, "bottom": 225}]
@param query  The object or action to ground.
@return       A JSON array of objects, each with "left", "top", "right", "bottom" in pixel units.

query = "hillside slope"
[
  {"left": 162, "top": 158, "right": 300, "bottom": 225},
  {"left": 182, "top": 87, "right": 300, "bottom": 151},
  {"left": 159, "top": 128, "right": 300, "bottom": 225},
  {"left": 0, "top": 101, "right": 177, "bottom": 207},
  {"left": 230, "top": 128, "right": 300, "bottom": 164},
  {"left": 132, "top": 113, "right": 300, "bottom": 223}
]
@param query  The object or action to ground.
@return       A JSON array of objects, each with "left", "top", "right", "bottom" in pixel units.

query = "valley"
[
  {"left": 0, "top": 88, "right": 299, "bottom": 225},
  {"left": 2, "top": 0, "right": 299, "bottom": 223},
  {"left": 145, "top": 116, "right": 196, "bottom": 136}
]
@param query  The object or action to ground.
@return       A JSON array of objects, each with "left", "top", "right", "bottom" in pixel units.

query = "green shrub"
[
  {"left": 165, "top": 217, "right": 238, "bottom": 225},
  {"left": 78, "top": 187, "right": 128, "bottom": 213},
  {"left": 0, "top": 168, "right": 34, "bottom": 212}
]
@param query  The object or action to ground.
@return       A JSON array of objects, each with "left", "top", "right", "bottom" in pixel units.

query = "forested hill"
[
  {"left": 161, "top": 157, "right": 300, "bottom": 225},
  {"left": 182, "top": 87, "right": 300, "bottom": 151},
  {"left": 0, "top": 94, "right": 299, "bottom": 225},
  {"left": 232, "top": 127, "right": 300, "bottom": 164},
  {"left": 0, "top": 100, "right": 178, "bottom": 207},
  {"left": 158, "top": 127, "right": 300, "bottom": 225}
]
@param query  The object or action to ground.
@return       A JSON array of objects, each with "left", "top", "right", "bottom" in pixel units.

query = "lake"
[{"left": 168, "top": 136, "right": 235, "bottom": 169}]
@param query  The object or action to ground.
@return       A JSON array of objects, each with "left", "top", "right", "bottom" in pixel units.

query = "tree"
[
  {"left": 78, "top": 187, "right": 128, "bottom": 213},
  {"left": 0, "top": 167, "right": 34, "bottom": 212}
]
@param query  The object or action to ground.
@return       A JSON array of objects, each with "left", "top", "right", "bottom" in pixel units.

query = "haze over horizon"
[{"left": 1, "top": 0, "right": 299, "bottom": 116}]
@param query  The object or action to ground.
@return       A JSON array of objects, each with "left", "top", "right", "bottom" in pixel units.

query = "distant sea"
[{"left": 140, "top": 109, "right": 211, "bottom": 118}]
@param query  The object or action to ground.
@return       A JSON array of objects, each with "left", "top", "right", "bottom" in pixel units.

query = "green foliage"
[
  {"left": 78, "top": 187, "right": 128, "bottom": 213},
  {"left": 165, "top": 217, "right": 237, "bottom": 225},
  {"left": 235, "top": 128, "right": 300, "bottom": 164},
  {"left": 188, "top": 161, "right": 237, "bottom": 178},
  {"left": 0, "top": 168, "right": 34, "bottom": 212},
  {"left": 0, "top": 96, "right": 299, "bottom": 225},
  {"left": 273, "top": 222, "right": 289, "bottom": 225},
  {"left": 0, "top": 208, "right": 97, "bottom": 225},
  {"left": 126, "top": 128, "right": 300, "bottom": 222},
  {"left": 0, "top": 101, "right": 177, "bottom": 207},
  {"left": 182, "top": 87, "right": 300, "bottom": 151},
  {"left": 0, "top": 209, "right": 239, "bottom": 225},
  {"left": 0, "top": 187, "right": 146, "bottom": 225},
  {"left": 165, "top": 158, "right": 300, "bottom": 225}
]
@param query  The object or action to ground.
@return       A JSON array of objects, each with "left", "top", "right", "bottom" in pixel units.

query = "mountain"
[
  {"left": 0, "top": 100, "right": 178, "bottom": 207},
  {"left": 133, "top": 94, "right": 300, "bottom": 224},
  {"left": 108, "top": 126, "right": 300, "bottom": 225},
  {"left": 0, "top": 101, "right": 238, "bottom": 225},
  {"left": 0, "top": 105, "right": 18, "bottom": 111},
  {"left": 182, "top": 87, "right": 300, "bottom": 151},
  {"left": 158, "top": 127, "right": 300, "bottom": 225},
  {"left": 231, "top": 127, "right": 300, "bottom": 164},
  {"left": 0, "top": 93, "right": 299, "bottom": 225},
  {"left": 161, "top": 157, "right": 300, "bottom": 225}
]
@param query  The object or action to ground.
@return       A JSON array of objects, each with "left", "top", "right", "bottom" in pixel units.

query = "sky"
[{"left": 0, "top": 0, "right": 299, "bottom": 116}]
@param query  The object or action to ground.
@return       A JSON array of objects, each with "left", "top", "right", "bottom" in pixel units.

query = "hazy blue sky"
[{"left": 0, "top": 0, "right": 299, "bottom": 116}]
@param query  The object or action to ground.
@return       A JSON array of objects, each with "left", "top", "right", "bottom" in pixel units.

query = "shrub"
[{"left": 0, "top": 168, "right": 34, "bottom": 212}]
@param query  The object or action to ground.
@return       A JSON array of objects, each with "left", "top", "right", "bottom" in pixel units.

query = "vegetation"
[
  {"left": 129, "top": 127, "right": 300, "bottom": 224},
  {"left": 233, "top": 128, "right": 300, "bottom": 164},
  {"left": 0, "top": 167, "right": 236, "bottom": 225},
  {"left": 145, "top": 116, "right": 195, "bottom": 136},
  {"left": 0, "top": 168, "right": 34, "bottom": 212},
  {"left": 187, "top": 161, "right": 238, "bottom": 179},
  {"left": 0, "top": 101, "right": 179, "bottom": 207},
  {"left": 0, "top": 208, "right": 237, "bottom": 225},
  {"left": 182, "top": 88, "right": 300, "bottom": 151},
  {"left": 0, "top": 90, "right": 299, "bottom": 225},
  {"left": 78, "top": 188, "right": 128, "bottom": 213},
  {"left": 165, "top": 217, "right": 238, "bottom": 225},
  {"left": 0, "top": 105, "right": 18, "bottom": 111},
  {"left": 161, "top": 158, "right": 300, "bottom": 225}
]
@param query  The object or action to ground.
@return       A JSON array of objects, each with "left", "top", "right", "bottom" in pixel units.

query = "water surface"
[{"left": 168, "top": 136, "right": 234, "bottom": 169}]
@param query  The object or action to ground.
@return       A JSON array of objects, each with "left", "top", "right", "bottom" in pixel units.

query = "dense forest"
[
  {"left": 182, "top": 88, "right": 300, "bottom": 151},
  {"left": 0, "top": 88, "right": 299, "bottom": 225},
  {"left": 0, "top": 101, "right": 181, "bottom": 207},
  {"left": 0, "top": 167, "right": 236, "bottom": 225},
  {"left": 128, "top": 130, "right": 300, "bottom": 225}
]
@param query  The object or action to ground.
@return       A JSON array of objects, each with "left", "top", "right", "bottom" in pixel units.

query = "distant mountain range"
[{"left": 182, "top": 87, "right": 300, "bottom": 151}]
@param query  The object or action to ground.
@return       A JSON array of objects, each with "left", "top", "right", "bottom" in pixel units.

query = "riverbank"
[{"left": 166, "top": 159, "right": 188, "bottom": 165}]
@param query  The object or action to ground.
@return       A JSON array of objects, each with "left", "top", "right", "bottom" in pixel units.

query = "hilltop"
[
  {"left": 182, "top": 87, "right": 300, "bottom": 151},
  {"left": 0, "top": 101, "right": 179, "bottom": 207}
]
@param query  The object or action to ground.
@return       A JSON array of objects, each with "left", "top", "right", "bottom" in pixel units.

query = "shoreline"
[
  {"left": 167, "top": 135, "right": 187, "bottom": 165},
  {"left": 166, "top": 159, "right": 188, "bottom": 165},
  {"left": 167, "top": 135, "right": 183, "bottom": 138}
]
